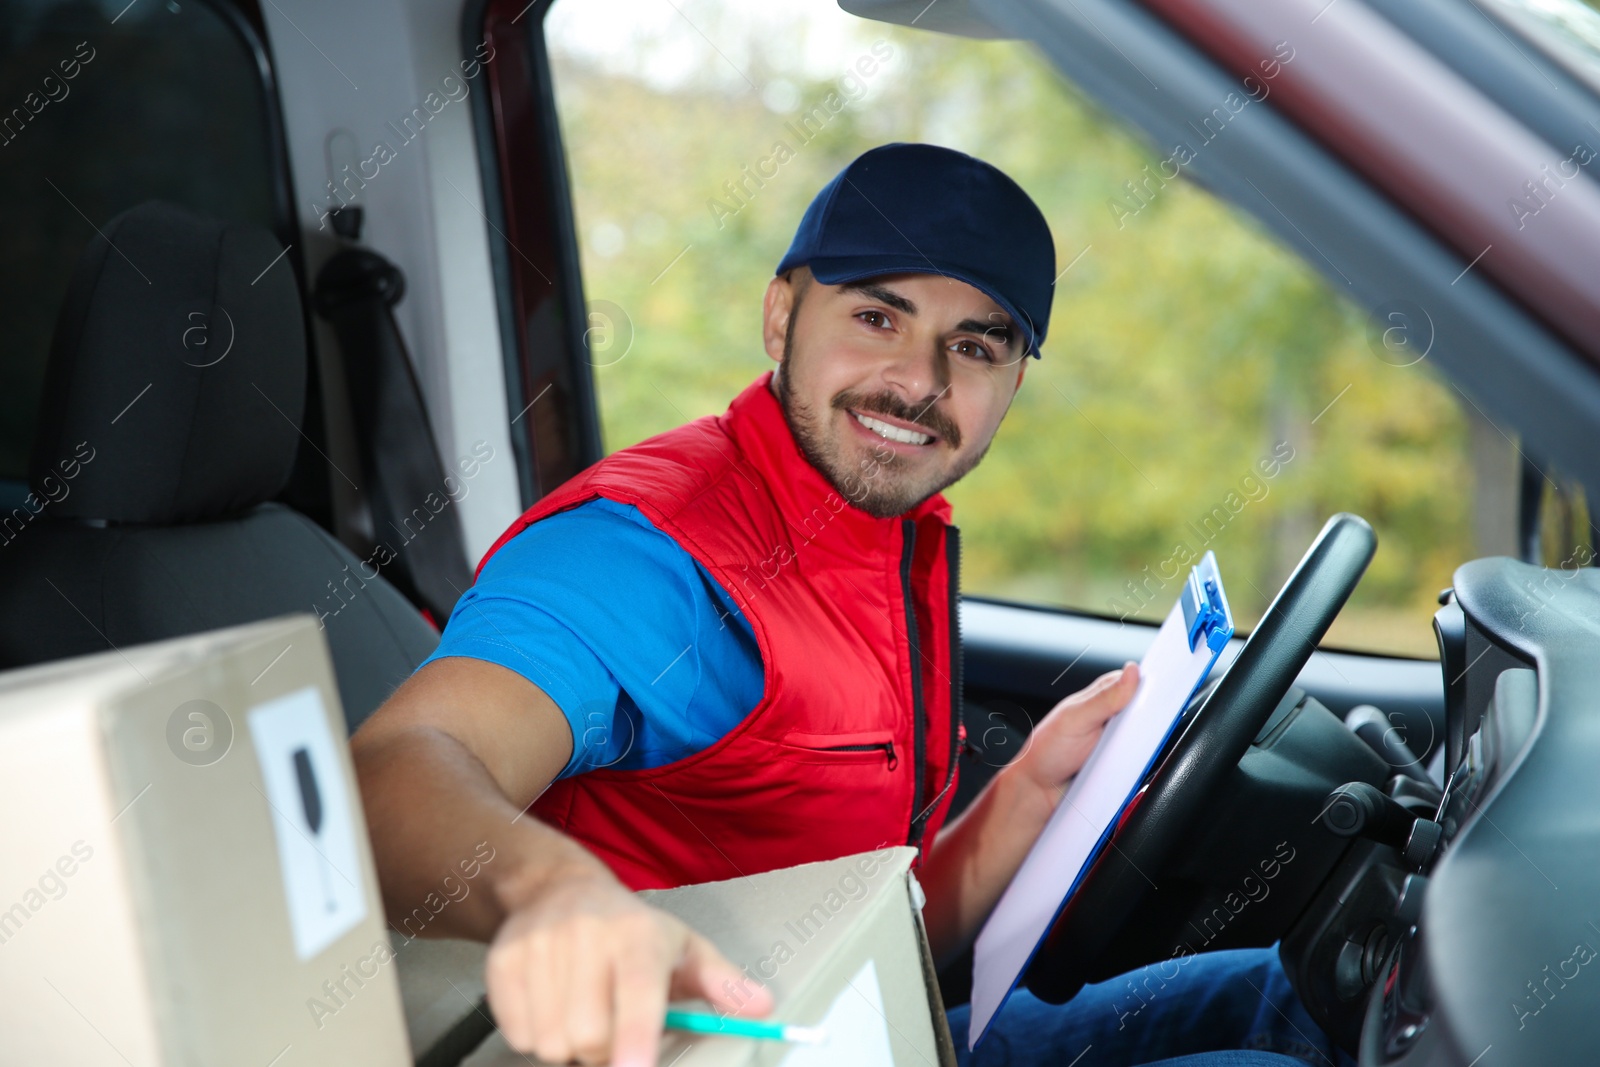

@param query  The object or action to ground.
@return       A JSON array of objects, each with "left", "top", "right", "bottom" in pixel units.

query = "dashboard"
[{"left": 1349, "top": 556, "right": 1600, "bottom": 1065}]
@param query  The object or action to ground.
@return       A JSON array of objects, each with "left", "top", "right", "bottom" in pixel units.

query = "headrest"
[{"left": 30, "top": 201, "right": 306, "bottom": 524}]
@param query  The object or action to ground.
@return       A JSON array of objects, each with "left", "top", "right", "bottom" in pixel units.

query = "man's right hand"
[
  {"left": 353, "top": 659, "right": 773, "bottom": 1065},
  {"left": 486, "top": 869, "right": 774, "bottom": 1066}
]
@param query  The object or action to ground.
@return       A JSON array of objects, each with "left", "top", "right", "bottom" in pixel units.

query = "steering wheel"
[{"left": 1024, "top": 512, "right": 1377, "bottom": 1003}]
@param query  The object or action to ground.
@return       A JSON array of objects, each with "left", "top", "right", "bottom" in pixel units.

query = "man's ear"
[{"left": 762, "top": 274, "right": 795, "bottom": 365}]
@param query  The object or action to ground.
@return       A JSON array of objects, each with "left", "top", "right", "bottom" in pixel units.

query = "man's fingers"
[
  {"left": 523, "top": 928, "right": 569, "bottom": 1060},
  {"left": 1098, "top": 661, "right": 1139, "bottom": 691},
  {"left": 1081, "top": 662, "right": 1139, "bottom": 710},
  {"left": 564, "top": 920, "right": 616, "bottom": 1063},
  {"left": 485, "top": 935, "right": 532, "bottom": 1050},
  {"left": 610, "top": 946, "right": 671, "bottom": 1067},
  {"left": 482, "top": 889, "right": 763, "bottom": 1066},
  {"left": 1048, "top": 662, "right": 1139, "bottom": 737},
  {"left": 673, "top": 931, "right": 773, "bottom": 1017}
]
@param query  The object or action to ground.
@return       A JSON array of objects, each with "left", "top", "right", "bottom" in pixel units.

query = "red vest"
[{"left": 478, "top": 373, "right": 964, "bottom": 891}]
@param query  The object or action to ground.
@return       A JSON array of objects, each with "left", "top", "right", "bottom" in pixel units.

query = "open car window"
[{"left": 542, "top": 0, "right": 1525, "bottom": 658}]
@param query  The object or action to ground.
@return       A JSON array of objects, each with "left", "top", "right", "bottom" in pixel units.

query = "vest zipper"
[
  {"left": 814, "top": 741, "right": 899, "bottom": 769},
  {"left": 901, "top": 519, "right": 927, "bottom": 847},
  {"left": 944, "top": 524, "right": 964, "bottom": 798},
  {"left": 905, "top": 525, "right": 964, "bottom": 850}
]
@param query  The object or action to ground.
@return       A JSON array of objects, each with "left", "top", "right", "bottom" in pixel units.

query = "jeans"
[{"left": 946, "top": 947, "right": 1355, "bottom": 1067}]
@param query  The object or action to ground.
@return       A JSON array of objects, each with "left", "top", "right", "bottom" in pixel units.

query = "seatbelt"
[{"left": 313, "top": 241, "right": 472, "bottom": 626}]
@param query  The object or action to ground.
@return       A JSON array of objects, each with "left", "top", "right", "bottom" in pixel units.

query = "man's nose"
[{"left": 880, "top": 335, "right": 950, "bottom": 404}]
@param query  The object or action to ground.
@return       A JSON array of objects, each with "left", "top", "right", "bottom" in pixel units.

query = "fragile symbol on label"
[{"left": 249, "top": 686, "right": 367, "bottom": 960}]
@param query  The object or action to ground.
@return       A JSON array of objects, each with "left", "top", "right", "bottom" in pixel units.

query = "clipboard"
[{"left": 967, "top": 551, "right": 1234, "bottom": 1050}]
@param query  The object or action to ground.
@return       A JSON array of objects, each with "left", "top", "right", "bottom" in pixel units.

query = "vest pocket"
[{"left": 775, "top": 729, "right": 899, "bottom": 768}]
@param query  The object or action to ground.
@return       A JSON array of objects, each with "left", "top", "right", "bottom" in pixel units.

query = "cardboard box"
[
  {"left": 0, "top": 615, "right": 410, "bottom": 1067},
  {"left": 0, "top": 614, "right": 953, "bottom": 1066},
  {"left": 454, "top": 847, "right": 956, "bottom": 1066}
]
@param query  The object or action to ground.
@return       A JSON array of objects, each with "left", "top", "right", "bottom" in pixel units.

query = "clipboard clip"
[{"left": 1180, "top": 568, "right": 1230, "bottom": 653}]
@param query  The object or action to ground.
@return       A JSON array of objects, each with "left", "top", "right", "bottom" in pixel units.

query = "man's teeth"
[{"left": 853, "top": 411, "right": 932, "bottom": 445}]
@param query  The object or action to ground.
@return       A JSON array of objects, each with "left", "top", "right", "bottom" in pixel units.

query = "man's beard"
[{"left": 774, "top": 331, "right": 991, "bottom": 519}]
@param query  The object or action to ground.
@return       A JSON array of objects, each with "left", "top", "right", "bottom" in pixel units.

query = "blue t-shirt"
[{"left": 422, "top": 498, "right": 764, "bottom": 779}]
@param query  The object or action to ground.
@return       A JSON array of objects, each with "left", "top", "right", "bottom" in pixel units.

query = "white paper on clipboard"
[{"left": 968, "top": 552, "right": 1233, "bottom": 1049}]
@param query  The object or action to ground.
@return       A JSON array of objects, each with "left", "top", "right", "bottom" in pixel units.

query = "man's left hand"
[
  {"left": 916, "top": 660, "right": 1140, "bottom": 965},
  {"left": 1010, "top": 662, "right": 1140, "bottom": 803}
]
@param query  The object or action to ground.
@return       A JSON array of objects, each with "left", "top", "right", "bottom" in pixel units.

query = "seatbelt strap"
[{"left": 313, "top": 245, "right": 472, "bottom": 625}]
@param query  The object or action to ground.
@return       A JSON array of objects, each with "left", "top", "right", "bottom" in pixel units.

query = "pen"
[{"left": 663, "top": 1009, "right": 826, "bottom": 1044}]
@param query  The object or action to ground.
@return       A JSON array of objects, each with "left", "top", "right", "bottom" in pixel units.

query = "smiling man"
[{"left": 352, "top": 144, "right": 1342, "bottom": 1067}]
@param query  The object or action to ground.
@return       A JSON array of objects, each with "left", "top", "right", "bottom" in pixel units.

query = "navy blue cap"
[{"left": 776, "top": 143, "right": 1055, "bottom": 358}]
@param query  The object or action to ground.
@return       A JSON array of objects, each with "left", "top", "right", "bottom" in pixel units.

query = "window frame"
[{"left": 462, "top": 0, "right": 603, "bottom": 510}]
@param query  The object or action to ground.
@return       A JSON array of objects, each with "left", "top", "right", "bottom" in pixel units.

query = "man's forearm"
[
  {"left": 917, "top": 765, "right": 1057, "bottom": 970},
  {"left": 354, "top": 724, "right": 615, "bottom": 942}
]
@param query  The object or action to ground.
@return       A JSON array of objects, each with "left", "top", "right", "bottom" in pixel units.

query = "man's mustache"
[{"left": 832, "top": 389, "right": 962, "bottom": 449}]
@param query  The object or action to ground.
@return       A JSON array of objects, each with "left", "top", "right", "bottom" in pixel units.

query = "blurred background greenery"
[{"left": 545, "top": 0, "right": 1546, "bottom": 658}]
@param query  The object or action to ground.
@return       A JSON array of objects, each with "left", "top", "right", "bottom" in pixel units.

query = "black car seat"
[{"left": 0, "top": 201, "right": 438, "bottom": 733}]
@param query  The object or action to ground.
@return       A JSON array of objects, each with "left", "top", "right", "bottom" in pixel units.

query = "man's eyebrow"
[
  {"left": 841, "top": 281, "right": 917, "bottom": 315},
  {"left": 955, "top": 317, "right": 1017, "bottom": 347}
]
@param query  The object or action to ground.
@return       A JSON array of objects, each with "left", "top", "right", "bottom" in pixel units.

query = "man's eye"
[
  {"left": 955, "top": 339, "right": 997, "bottom": 363},
  {"left": 858, "top": 311, "right": 889, "bottom": 329}
]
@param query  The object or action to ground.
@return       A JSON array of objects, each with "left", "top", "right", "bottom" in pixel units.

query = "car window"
[
  {"left": 545, "top": 0, "right": 1520, "bottom": 659},
  {"left": 0, "top": 0, "right": 282, "bottom": 495}
]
